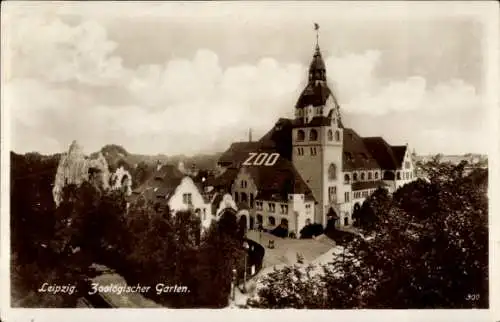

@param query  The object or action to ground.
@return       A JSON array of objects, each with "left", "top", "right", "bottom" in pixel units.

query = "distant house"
[{"left": 130, "top": 163, "right": 213, "bottom": 231}]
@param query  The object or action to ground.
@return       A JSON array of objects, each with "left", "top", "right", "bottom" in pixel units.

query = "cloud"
[{"left": 5, "top": 16, "right": 488, "bottom": 156}]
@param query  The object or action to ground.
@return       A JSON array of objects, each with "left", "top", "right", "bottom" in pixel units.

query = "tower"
[{"left": 292, "top": 24, "right": 344, "bottom": 227}]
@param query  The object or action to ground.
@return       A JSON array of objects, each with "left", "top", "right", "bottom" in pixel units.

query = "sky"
[{"left": 1, "top": 1, "right": 496, "bottom": 156}]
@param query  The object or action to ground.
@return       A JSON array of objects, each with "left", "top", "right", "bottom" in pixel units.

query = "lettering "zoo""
[{"left": 242, "top": 152, "right": 280, "bottom": 166}]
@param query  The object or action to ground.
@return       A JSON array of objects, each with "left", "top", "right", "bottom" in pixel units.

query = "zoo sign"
[{"left": 242, "top": 152, "right": 280, "bottom": 166}]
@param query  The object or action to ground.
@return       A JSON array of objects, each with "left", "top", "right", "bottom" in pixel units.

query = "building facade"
[{"left": 209, "top": 36, "right": 417, "bottom": 237}]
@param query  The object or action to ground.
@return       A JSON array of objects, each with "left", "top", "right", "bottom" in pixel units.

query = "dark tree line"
[
  {"left": 251, "top": 160, "right": 488, "bottom": 309},
  {"left": 10, "top": 152, "right": 246, "bottom": 308}
]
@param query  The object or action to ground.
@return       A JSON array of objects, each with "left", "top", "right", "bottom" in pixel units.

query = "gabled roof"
[
  {"left": 343, "top": 129, "right": 380, "bottom": 171},
  {"left": 295, "top": 82, "right": 333, "bottom": 109},
  {"left": 257, "top": 118, "right": 293, "bottom": 160},
  {"left": 132, "top": 164, "right": 189, "bottom": 203},
  {"left": 362, "top": 137, "right": 400, "bottom": 170},
  {"left": 244, "top": 157, "right": 315, "bottom": 202},
  {"left": 205, "top": 168, "right": 239, "bottom": 190},
  {"left": 217, "top": 141, "right": 262, "bottom": 167},
  {"left": 391, "top": 145, "right": 407, "bottom": 166}
]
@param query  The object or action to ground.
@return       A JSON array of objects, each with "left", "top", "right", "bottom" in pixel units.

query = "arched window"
[
  {"left": 241, "top": 192, "right": 248, "bottom": 203},
  {"left": 309, "top": 129, "right": 318, "bottom": 141},
  {"left": 368, "top": 172, "right": 372, "bottom": 180},
  {"left": 375, "top": 172, "right": 379, "bottom": 179},
  {"left": 327, "top": 130, "right": 333, "bottom": 141},
  {"left": 328, "top": 163, "right": 337, "bottom": 180},
  {"left": 335, "top": 131, "right": 340, "bottom": 141},
  {"left": 360, "top": 172, "right": 365, "bottom": 180},
  {"left": 353, "top": 173, "right": 358, "bottom": 181},
  {"left": 344, "top": 174, "right": 350, "bottom": 184},
  {"left": 268, "top": 216, "right": 276, "bottom": 226},
  {"left": 397, "top": 172, "right": 401, "bottom": 180},
  {"left": 250, "top": 193, "right": 254, "bottom": 208},
  {"left": 234, "top": 192, "right": 239, "bottom": 202},
  {"left": 297, "top": 130, "right": 305, "bottom": 141}
]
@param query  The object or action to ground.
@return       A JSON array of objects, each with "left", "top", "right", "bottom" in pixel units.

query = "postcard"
[{"left": 1, "top": 1, "right": 498, "bottom": 322}]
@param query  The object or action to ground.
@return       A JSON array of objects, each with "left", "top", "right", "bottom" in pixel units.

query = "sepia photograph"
[{"left": 0, "top": 1, "right": 498, "bottom": 321}]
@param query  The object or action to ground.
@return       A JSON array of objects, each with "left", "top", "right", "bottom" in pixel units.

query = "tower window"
[
  {"left": 397, "top": 172, "right": 401, "bottom": 180},
  {"left": 309, "top": 129, "right": 318, "bottom": 141},
  {"left": 353, "top": 173, "right": 358, "bottom": 181},
  {"left": 344, "top": 174, "right": 350, "bottom": 184},
  {"left": 335, "top": 131, "right": 340, "bottom": 141},
  {"left": 360, "top": 172, "right": 365, "bottom": 180},
  {"left": 375, "top": 172, "right": 379, "bottom": 180},
  {"left": 327, "top": 130, "right": 333, "bottom": 141},
  {"left": 368, "top": 172, "right": 372, "bottom": 180},
  {"left": 328, "top": 163, "right": 337, "bottom": 180},
  {"left": 297, "top": 130, "right": 305, "bottom": 141}
]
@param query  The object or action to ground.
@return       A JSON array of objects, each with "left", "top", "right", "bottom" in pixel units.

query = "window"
[
  {"left": 297, "top": 130, "right": 305, "bottom": 141},
  {"left": 203, "top": 208, "right": 206, "bottom": 221},
  {"left": 250, "top": 194, "right": 254, "bottom": 207},
  {"left": 405, "top": 161, "right": 410, "bottom": 169},
  {"left": 368, "top": 172, "right": 372, "bottom": 180},
  {"left": 397, "top": 172, "right": 401, "bottom": 180},
  {"left": 309, "top": 129, "right": 318, "bottom": 141},
  {"left": 311, "top": 147, "right": 317, "bottom": 156},
  {"left": 344, "top": 217, "right": 349, "bottom": 226},
  {"left": 353, "top": 173, "right": 358, "bottom": 181},
  {"left": 241, "top": 192, "right": 248, "bottom": 203},
  {"left": 305, "top": 218, "right": 311, "bottom": 226},
  {"left": 269, "top": 203, "right": 276, "bottom": 213},
  {"left": 234, "top": 192, "right": 239, "bottom": 203},
  {"left": 375, "top": 172, "right": 379, "bottom": 179},
  {"left": 297, "top": 147, "right": 304, "bottom": 156},
  {"left": 257, "top": 214, "right": 263, "bottom": 224},
  {"left": 361, "top": 172, "right": 365, "bottom": 180},
  {"left": 344, "top": 174, "right": 350, "bottom": 184},
  {"left": 335, "top": 131, "right": 340, "bottom": 141},
  {"left": 328, "top": 163, "right": 337, "bottom": 180},
  {"left": 327, "top": 130, "right": 333, "bottom": 141},
  {"left": 182, "top": 193, "right": 192, "bottom": 205},
  {"left": 280, "top": 204, "right": 289, "bottom": 214},
  {"left": 268, "top": 216, "right": 276, "bottom": 226},
  {"left": 344, "top": 191, "right": 350, "bottom": 202},
  {"left": 328, "top": 186, "right": 337, "bottom": 203}
]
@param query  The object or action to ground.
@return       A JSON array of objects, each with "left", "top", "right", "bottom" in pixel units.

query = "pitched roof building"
[{"left": 209, "top": 27, "right": 417, "bottom": 237}]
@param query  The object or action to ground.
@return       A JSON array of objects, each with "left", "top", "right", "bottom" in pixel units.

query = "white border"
[{"left": 1, "top": 1, "right": 498, "bottom": 322}]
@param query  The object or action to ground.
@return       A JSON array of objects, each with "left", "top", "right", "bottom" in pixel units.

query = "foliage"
[
  {"left": 299, "top": 223, "right": 324, "bottom": 239},
  {"left": 251, "top": 161, "right": 488, "bottom": 309}
]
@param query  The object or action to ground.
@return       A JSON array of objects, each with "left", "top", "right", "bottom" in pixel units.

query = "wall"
[{"left": 168, "top": 177, "right": 211, "bottom": 230}]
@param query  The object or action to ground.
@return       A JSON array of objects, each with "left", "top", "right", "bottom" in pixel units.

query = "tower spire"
[{"left": 314, "top": 23, "right": 320, "bottom": 49}]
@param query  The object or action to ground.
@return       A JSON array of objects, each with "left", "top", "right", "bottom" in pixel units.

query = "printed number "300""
[{"left": 242, "top": 152, "right": 280, "bottom": 166}]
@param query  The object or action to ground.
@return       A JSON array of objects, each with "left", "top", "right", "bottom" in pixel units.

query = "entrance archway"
[{"left": 326, "top": 207, "right": 339, "bottom": 230}]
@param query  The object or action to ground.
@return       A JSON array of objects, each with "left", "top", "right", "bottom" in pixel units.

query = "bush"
[{"left": 299, "top": 223, "right": 323, "bottom": 239}]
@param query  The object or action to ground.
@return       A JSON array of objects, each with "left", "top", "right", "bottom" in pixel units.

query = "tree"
[{"left": 250, "top": 162, "right": 488, "bottom": 309}]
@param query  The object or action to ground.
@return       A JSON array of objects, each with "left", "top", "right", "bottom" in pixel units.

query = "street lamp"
[
  {"left": 231, "top": 268, "right": 237, "bottom": 300},
  {"left": 242, "top": 241, "right": 250, "bottom": 293}
]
